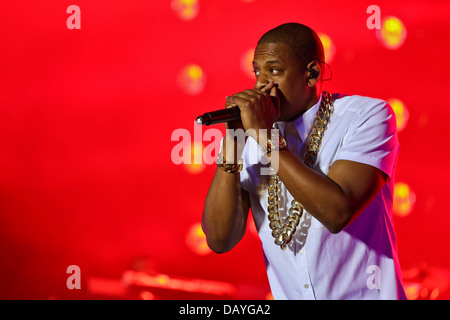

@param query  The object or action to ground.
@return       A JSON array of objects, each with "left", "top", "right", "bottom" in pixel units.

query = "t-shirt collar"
[{"left": 278, "top": 95, "right": 322, "bottom": 142}]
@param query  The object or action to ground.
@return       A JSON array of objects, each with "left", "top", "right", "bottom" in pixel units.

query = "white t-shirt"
[{"left": 240, "top": 93, "right": 406, "bottom": 300}]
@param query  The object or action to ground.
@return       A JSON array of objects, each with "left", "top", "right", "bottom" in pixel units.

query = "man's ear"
[{"left": 306, "top": 60, "right": 321, "bottom": 87}]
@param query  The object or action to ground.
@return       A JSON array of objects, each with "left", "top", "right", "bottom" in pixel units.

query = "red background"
[{"left": 0, "top": 0, "right": 449, "bottom": 299}]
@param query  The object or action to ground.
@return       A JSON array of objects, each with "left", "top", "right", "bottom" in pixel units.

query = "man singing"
[{"left": 201, "top": 23, "right": 406, "bottom": 300}]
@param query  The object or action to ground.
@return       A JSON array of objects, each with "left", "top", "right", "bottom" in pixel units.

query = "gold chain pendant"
[{"left": 267, "top": 91, "right": 334, "bottom": 249}]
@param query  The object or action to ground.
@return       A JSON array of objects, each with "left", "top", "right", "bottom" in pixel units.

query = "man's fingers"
[
  {"left": 260, "top": 80, "right": 276, "bottom": 94},
  {"left": 226, "top": 94, "right": 254, "bottom": 110},
  {"left": 269, "top": 85, "right": 280, "bottom": 109},
  {"left": 226, "top": 89, "right": 270, "bottom": 107},
  {"left": 225, "top": 83, "right": 278, "bottom": 115}
]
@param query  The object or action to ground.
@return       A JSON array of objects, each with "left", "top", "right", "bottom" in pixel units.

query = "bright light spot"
[
  {"left": 171, "top": 0, "right": 199, "bottom": 21},
  {"left": 123, "top": 270, "right": 236, "bottom": 296},
  {"left": 183, "top": 141, "right": 206, "bottom": 174},
  {"left": 139, "top": 291, "right": 156, "bottom": 300},
  {"left": 388, "top": 98, "right": 409, "bottom": 132},
  {"left": 393, "top": 182, "right": 416, "bottom": 217},
  {"left": 241, "top": 48, "right": 255, "bottom": 78},
  {"left": 186, "top": 222, "right": 211, "bottom": 255},
  {"left": 404, "top": 283, "right": 421, "bottom": 300},
  {"left": 177, "top": 64, "right": 206, "bottom": 95},
  {"left": 318, "top": 33, "right": 335, "bottom": 63},
  {"left": 377, "top": 16, "right": 407, "bottom": 50},
  {"left": 430, "top": 288, "right": 440, "bottom": 300},
  {"left": 156, "top": 274, "right": 170, "bottom": 285}
]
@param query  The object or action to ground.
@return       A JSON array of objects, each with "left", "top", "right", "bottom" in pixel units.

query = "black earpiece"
[
  {"left": 306, "top": 60, "right": 333, "bottom": 82},
  {"left": 308, "top": 68, "right": 319, "bottom": 80},
  {"left": 307, "top": 61, "right": 320, "bottom": 80}
]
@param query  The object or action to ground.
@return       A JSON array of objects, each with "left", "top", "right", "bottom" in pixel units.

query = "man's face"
[{"left": 252, "top": 42, "right": 309, "bottom": 121}]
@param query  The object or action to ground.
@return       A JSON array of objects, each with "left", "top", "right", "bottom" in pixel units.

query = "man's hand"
[{"left": 225, "top": 81, "right": 280, "bottom": 143}]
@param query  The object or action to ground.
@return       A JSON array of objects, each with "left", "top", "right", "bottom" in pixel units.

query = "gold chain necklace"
[{"left": 267, "top": 91, "right": 334, "bottom": 249}]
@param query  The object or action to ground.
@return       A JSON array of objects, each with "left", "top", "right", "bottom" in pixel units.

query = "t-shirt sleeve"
[{"left": 334, "top": 99, "right": 400, "bottom": 178}]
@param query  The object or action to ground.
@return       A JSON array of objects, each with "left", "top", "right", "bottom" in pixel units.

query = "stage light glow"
[
  {"left": 404, "top": 283, "right": 421, "bottom": 300},
  {"left": 393, "top": 182, "right": 416, "bottom": 217},
  {"left": 139, "top": 290, "right": 156, "bottom": 300},
  {"left": 186, "top": 222, "right": 211, "bottom": 255},
  {"left": 183, "top": 142, "right": 206, "bottom": 174},
  {"left": 241, "top": 48, "right": 255, "bottom": 78},
  {"left": 177, "top": 64, "right": 206, "bottom": 95},
  {"left": 265, "top": 292, "right": 274, "bottom": 300},
  {"left": 87, "top": 276, "right": 128, "bottom": 297},
  {"left": 318, "top": 33, "right": 335, "bottom": 63},
  {"left": 123, "top": 270, "right": 236, "bottom": 296},
  {"left": 388, "top": 98, "right": 409, "bottom": 132},
  {"left": 430, "top": 288, "right": 440, "bottom": 300},
  {"left": 377, "top": 16, "right": 407, "bottom": 50},
  {"left": 171, "top": 0, "right": 199, "bottom": 21},
  {"left": 156, "top": 274, "right": 170, "bottom": 285}
]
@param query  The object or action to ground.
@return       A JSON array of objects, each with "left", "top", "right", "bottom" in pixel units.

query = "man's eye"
[
  {"left": 270, "top": 68, "right": 279, "bottom": 75},
  {"left": 254, "top": 70, "right": 261, "bottom": 76}
]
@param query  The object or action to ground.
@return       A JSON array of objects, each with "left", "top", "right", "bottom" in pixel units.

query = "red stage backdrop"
[{"left": 0, "top": 0, "right": 449, "bottom": 300}]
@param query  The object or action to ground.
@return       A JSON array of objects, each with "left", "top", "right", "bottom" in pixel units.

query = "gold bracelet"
[{"left": 216, "top": 154, "right": 243, "bottom": 173}]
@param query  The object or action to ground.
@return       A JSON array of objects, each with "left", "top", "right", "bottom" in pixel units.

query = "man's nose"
[{"left": 254, "top": 73, "right": 270, "bottom": 91}]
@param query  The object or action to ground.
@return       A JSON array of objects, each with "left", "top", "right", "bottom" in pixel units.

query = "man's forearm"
[
  {"left": 201, "top": 133, "right": 250, "bottom": 253},
  {"left": 202, "top": 166, "right": 249, "bottom": 253},
  {"left": 274, "top": 149, "right": 353, "bottom": 233},
  {"left": 272, "top": 147, "right": 386, "bottom": 233}
]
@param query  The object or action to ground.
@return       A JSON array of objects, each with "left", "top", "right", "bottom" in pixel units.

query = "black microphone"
[
  {"left": 196, "top": 107, "right": 241, "bottom": 126},
  {"left": 196, "top": 96, "right": 278, "bottom": 126}
]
